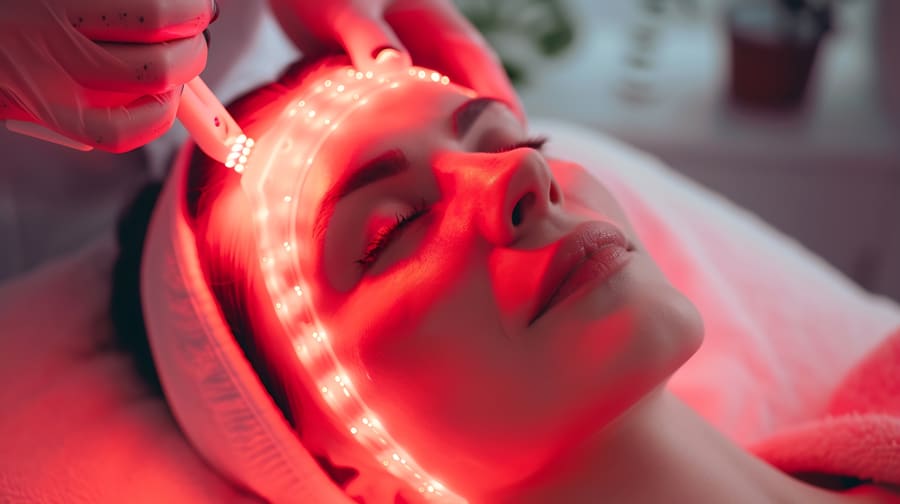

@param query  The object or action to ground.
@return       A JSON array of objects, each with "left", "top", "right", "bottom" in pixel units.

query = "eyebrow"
[
  {"left": 453, "top": 97, "right": 501, "bottom": 138},
  {"left": 312, "top": 97, "right": 500, "bottom": 242},
  {"left": 313, "top": 149, "right": 410, "bottom": 241}
]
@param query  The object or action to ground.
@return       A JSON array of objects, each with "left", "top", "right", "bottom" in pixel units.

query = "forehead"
[
  {"left": 273, "top": 78, "right": 472, "bottom": 248},
  {"left": 308, "top": 79, "right": 472, "bottom": 193},
  {"left": 241, "top": 63, "right": 475, "bottom": 233}
]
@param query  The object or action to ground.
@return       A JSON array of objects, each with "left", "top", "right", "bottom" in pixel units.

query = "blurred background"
[
  {"left": 459, "top": 0, "right": 900, "bottom": 302},
  {"left": 1, "top": 0, "right": 896, "bottom": 304}
]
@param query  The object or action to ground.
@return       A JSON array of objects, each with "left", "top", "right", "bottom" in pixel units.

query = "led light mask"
[{"left": 235, "top": 52, "right": 471, "bottom": 502}]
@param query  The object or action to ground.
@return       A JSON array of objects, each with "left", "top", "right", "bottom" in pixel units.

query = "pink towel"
[{"left": 751, "top": 328, "right": 900, "bottom": 487}]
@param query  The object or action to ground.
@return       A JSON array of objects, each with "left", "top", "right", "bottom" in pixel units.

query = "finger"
[
  {"left": 54, "top": 89, "right": 180, "bottom": 152},
  {"left": 62, "top": 33, "right": 208, "bottom": 95},
  {"left": 64, "top": 0, "right": 215, "bottom": 43},
  {"left": 332, "top": 9, "right": 408, "bottom": 73},
  {"left": 386, "top": 2, "right": 525, "bottom": 122},
  {"left": 265, "top": 0, "right": 340, "bottom": 58}
]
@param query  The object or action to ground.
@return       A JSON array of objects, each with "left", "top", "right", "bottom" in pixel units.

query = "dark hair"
[
  {"left": 110, "top": 180, "right": 165, "bottom": 396},
  {"left": 108, "top": 80, "right": 301, "bottom": 420},
  {"left": 109, "top": 54, "right": 364, "bottom": 492}
]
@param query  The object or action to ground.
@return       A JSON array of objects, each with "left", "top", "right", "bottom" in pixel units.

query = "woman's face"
[{"left": 247, "top": 68, "right": 702, "bottom": 496}]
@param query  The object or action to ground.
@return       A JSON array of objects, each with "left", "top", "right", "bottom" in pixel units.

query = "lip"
[{"left": 528, "top": 221, "right": 633, "bottom": 325}]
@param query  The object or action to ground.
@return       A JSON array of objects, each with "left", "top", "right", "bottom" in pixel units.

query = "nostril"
[
  {"left": 512, "top": 192, "right": 535, "bottom": 227},
  {"left": 548, "top": 181, "right": 560, "bottom": 205}
]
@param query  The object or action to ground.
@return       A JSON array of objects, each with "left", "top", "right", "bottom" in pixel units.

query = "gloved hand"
[
  {"left": 267, "top": 0, "right": 525, "bottom": 122},
  {"left": 0, "top": 0, "right": 216, "bottom": 152}
]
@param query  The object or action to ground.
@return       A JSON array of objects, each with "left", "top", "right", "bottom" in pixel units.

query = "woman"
[{"left": 124, "top": 53, "right": 900, "bottom": 503}]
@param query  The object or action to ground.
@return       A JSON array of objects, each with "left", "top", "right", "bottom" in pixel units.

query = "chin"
[
  {"left": 612, "top": 257, "right": 705, "bottom": 389},
  {"left": 559, "top": 282, "right": 702, "bottom": 450},
  {"left": 636, "top": 282, "right": 704, "bottom": 374},
  {"left": 551, "top": 251, "right": 704, "bottom": 415},
  {"left": 625, "top": 251, "right": 702, "bottom": 357}
]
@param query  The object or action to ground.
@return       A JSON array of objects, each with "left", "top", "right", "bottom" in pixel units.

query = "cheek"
[
  {"left": 343, "top": 247, "right": 499, "bottom": 399},
  {"left": 332, "top": 264, "right": 605, "bottom": 489},
  {"left": 328, "top": 247, "right": 556, "bottom": 480},
  {"left": 552, "top": 161, "right": 637, "bottom": 236}
]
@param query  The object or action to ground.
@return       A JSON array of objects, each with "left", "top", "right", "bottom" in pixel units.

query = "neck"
[{"left": 486, "top": 390, "right": 858, "bottom": 504}]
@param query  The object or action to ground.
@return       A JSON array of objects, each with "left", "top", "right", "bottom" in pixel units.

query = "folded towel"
[{"left": 751, "top": 328, "right": 900, "bottom": 486}]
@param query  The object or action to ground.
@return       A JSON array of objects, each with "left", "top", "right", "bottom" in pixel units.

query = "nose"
[{"left": 440, "top": 148, "right": 562, "bottom": 246}]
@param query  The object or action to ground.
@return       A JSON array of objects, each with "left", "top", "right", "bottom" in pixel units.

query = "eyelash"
[
  {"left": 357, "top": 198, "right": 430, "bottom": 270},
  {"left": 490, "top": 135, "right": 548, "bottom": 154},
  {"left": 355, "top": 136, "right": 549, "bottom": 271}
]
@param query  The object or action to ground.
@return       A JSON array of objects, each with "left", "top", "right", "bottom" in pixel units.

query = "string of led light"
[{"left": 232, "top": 53, "right": 468, "bottom": 503}]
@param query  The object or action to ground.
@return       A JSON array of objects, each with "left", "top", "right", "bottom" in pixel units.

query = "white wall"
[{"left": 513, "top": 0, "right": 900, "bottom": 301}]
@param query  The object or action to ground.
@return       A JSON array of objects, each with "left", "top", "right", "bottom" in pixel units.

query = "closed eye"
[
  {"left": 352, "top": 137, "right": 547, "bottom": 272},
  {"left": 356, "top": 199, "right": 430, "bottom": 271}
]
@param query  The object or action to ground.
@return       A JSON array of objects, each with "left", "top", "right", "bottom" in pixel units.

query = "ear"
[
  {"left": 292, "top": 382, "right": 410, "bottom": 503},
  {"left": 393, "top": 486, "right": 426, "bottom": 504},
  {"left": 343, "top": 461, "right": 408, "bottom": 504}
]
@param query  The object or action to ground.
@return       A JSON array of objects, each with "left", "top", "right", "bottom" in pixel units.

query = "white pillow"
[{"left": 535, "top": 118, "right": 900, "bottom": 444}]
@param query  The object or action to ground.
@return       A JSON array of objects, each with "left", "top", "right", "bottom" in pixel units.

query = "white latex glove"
[
  {"left": 267, "top": 0, "right": 524, "bottom": 121},
  {"left": 0, "top": 0, "right": 215, "bottom": 152}
]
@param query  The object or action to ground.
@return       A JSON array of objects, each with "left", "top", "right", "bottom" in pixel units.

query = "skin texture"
[{"left": 208, "top": 61, "right": 705, "bottom": 500}]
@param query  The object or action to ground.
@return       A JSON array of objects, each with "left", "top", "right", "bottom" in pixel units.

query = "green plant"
[{"left": 456, "top": 0, "right": 575, "bottom": 84}]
